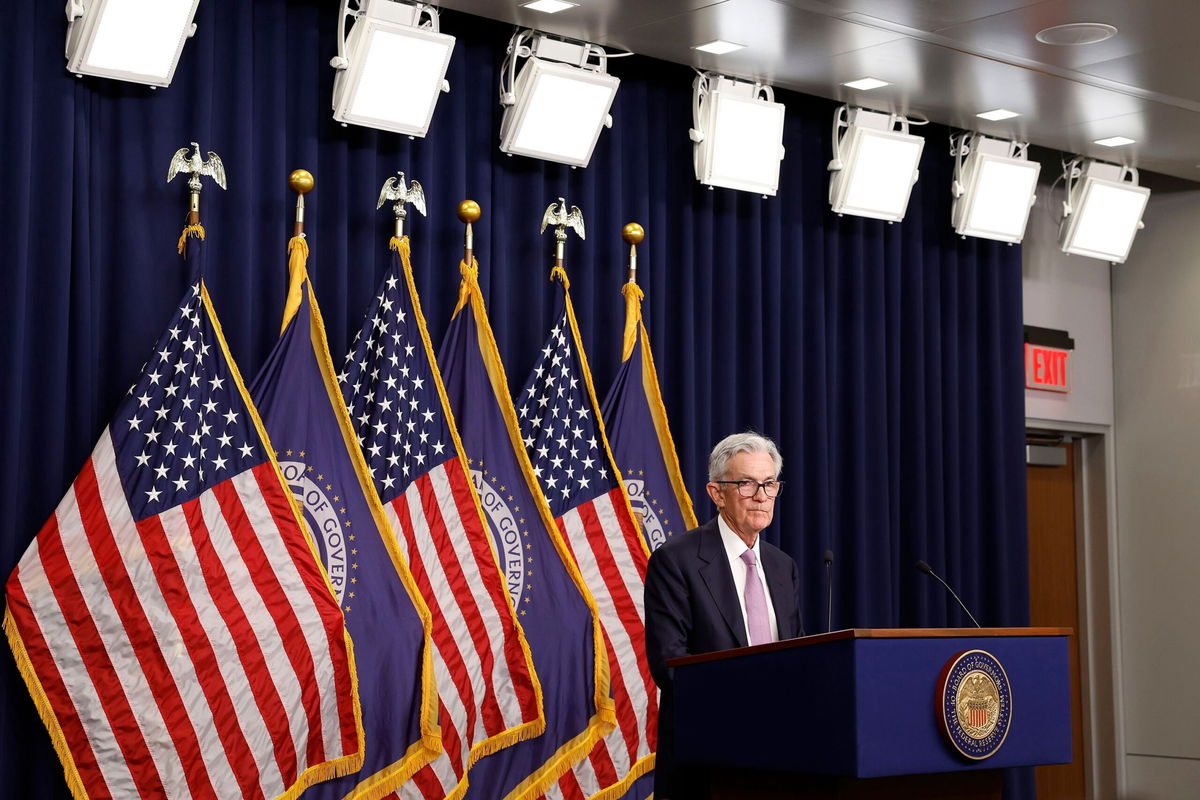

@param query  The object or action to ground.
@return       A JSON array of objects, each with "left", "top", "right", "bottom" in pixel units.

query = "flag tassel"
[{"left": 176, "top": 223, "right": 206, "bottom": 255}]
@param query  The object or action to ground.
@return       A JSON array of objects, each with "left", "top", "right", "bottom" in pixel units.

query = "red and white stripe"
[
  {"left": 380, "top": 456, "right": 541, "bottom": 799},
  {"left": 550, "top": 487, "right": 657, "bottom": 800},
  {"left": 5, "top": 431, "right": 359, "bottom": 800}
]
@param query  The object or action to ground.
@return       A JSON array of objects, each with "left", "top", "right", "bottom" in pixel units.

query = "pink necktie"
[{"left": 740, "top": 549, "right": 771, "bottom": 645}]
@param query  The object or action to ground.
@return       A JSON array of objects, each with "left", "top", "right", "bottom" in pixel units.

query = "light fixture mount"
[
  {"left": 1058, "top": 157, "right": 1150, "bottom": 263},
  {"left": 950, "top": 132, "right": 1041, "bottom": 244},
  {"left": 689, "top": 72, "right": 786, "bottom": 196},
  {"left": 498, "top": 29, "right": 620, "bottom": 167}
]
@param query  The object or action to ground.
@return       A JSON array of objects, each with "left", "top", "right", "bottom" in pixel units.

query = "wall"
[
  {"left": 1021, "top": 170, "right": 1123, "bottom": 799},
  {"left": 1022, "top": 174, "right": 1114, "bottom": 427},
  {"left": 1111, "top": 187, "right": 1200, "bottom": 798}
]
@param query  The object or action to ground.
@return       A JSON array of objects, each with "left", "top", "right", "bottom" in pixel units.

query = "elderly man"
[{"left": 644, "top": 432, "right": 804, "bottom": 799}]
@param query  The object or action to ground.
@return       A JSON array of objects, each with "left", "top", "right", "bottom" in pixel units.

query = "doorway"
[{"left": 1026, "top": 437, "right": 1086, "bottom": 798}]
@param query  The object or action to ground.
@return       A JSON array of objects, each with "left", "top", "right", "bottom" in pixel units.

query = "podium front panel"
[{"left": 671, "top": 630, "right": 1071, "bottom": 778}]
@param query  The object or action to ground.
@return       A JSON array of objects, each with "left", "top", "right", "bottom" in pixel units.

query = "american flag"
[
  {"left": 3, "top": 236, "right": 363, "bottom": 800},
  {"left": 340, "top": 239, "right": 542, "bottom": 800},
  {"left": 516, "top": 271, "right": 656, "bottom": 799}
]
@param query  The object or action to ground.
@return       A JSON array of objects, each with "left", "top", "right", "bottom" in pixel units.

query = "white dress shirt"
[{"left": 717, "top": 515, "right": 779, "bottom": 644}]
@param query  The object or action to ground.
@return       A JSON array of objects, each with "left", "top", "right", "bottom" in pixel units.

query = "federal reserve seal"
[
  {"left": 936, "top": 649, "right": 1012, "bottom": 760},
  {"left": 279, "top": 460, "right": 348, "bottom": 606},
  {"left": 623, "top": 477, "right": 667, "bottom": 550},
  {"left": 471, "top": 468, "right": 526, "bottom": 607}
]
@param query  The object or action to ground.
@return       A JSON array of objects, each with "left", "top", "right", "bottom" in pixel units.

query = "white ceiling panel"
[{"left": 438, "top": 0, "right": 1200, "bottom": 182}]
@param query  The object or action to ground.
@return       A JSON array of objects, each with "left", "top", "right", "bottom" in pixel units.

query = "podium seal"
[{"left": 936, "top": 649, "right": 1012, "bottom": 760}]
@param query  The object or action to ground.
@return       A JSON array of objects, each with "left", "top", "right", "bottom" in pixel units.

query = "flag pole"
[
  {"left": 622, "top": 222, "right": 644, "bottom": 284},
  {"left": 377, "top": 172, "right": 427, "bottom": 243},
  {"left": 289, "top": 169, "right": 314, "bottom": 237},
  {"left": 540, "top": 197, "right": 585, "bottom": 272},
  {"left": 167, "top": 142, "right": 226, "bottom": 254},
  {"left": 458, "top": 199, "right": 481, "bottom": 263}
]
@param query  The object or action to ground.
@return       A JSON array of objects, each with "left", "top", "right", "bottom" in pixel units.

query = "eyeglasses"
[{"left": 713, "top": 479, "right": 784, "bottom": 499}]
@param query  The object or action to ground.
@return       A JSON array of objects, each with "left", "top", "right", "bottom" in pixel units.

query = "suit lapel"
[{"left": 696, "top": 522, "right": 748, "bottom": 648}]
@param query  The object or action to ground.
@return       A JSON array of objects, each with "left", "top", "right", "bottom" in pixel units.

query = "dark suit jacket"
[{"left": 644, "top": 517, "right": 803, "bottom": 799}]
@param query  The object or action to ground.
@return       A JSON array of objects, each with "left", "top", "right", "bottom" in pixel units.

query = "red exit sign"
[{"left": 1026, "top": 344, "right": 1070, "bottom": 392}]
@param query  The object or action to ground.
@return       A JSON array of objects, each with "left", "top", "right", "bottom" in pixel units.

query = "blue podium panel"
[{"left": 670, "top": 628, "right": 1072, "bottom": 779}]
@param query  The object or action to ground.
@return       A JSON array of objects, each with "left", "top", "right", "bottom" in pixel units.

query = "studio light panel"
[
  {"left": 500, "top": 58, "right": 619, "bottom": 167},
  {"left": 698, "top": 90, "right": 786, "bottom": 196},
  {"left": 831, "top": 126, "right": 925, "bottom": 222},
  {"left": 335, "top": 22, "right": 455, "bottom": 136},
  {"left": 66, "top": 0, "right": 200, "bottom": 86},
  {"left": 955, "top": 153, "right": 1041, "bottom": 243},
  {"left": 1061, "top": 177, "right": 1150, "bottom": 263}
]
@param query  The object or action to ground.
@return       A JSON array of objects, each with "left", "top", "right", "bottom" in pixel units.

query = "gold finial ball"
[
  {"left": 288, "top": 170, "right": 314, "bottom": 195},
  {"left": 622, "top": 222, "right": 645, "bottom": 245},
  {"left": 457, "top": 199, "right": 481, "bottom": 224}
]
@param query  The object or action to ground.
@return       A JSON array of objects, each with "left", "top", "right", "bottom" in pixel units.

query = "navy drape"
[{"left": 1, "top": 2, "right": 1028, "bottom": 797}]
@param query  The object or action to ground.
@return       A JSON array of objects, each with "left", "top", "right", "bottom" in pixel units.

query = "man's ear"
[{"left": 706, "top": 482, "right": 724, "bottom": 509}]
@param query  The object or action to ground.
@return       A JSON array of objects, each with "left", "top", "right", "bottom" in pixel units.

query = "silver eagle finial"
[
  {"left": 167, "top": 142, "right": 227, "bottom": 193},
  {"left": 377, "top": 172, "right": 426, "bottom": 238},
  {"left": 540, "top": 197, "right": 586, "bottom": 242}
]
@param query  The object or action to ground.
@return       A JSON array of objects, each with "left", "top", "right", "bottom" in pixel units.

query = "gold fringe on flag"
[{"left": 176, "top": 223, "right": 206, "bottom": 255}]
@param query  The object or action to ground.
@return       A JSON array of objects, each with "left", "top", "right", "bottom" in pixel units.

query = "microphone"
[
  {"left": 823, "top": 549, "right": 834, "bottom": 633},
  {"left": 915, "top": 560, "right": 981, "bottom": 628}
]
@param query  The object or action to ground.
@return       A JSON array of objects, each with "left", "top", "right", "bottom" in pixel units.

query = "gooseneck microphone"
[
  {"left": 823, "top": 549, "right": 835, "bottom": 633},
  {"left": 915, "top": 560, "right": 981, "bottom": 628}
]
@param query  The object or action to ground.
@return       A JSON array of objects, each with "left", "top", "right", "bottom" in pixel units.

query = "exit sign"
[{"left": 1025, "top": 344, "right": 1070, "bottom": 392}]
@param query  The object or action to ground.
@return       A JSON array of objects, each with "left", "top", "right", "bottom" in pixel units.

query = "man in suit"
[{"left": 644, "top": 432, "right": 804, "bottom": 799}]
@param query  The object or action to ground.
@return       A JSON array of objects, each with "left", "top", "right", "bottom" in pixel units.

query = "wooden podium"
[{"left": 668, "top": 628, "right": 1073, "bottom": 799}]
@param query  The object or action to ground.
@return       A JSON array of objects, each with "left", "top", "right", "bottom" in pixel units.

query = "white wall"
[
  {"left": 1111, "top": 187, "right": 1200, "bottom": 799},
  {"left": 1022, "top": 183, "right": 1114, "bottom": 427}
]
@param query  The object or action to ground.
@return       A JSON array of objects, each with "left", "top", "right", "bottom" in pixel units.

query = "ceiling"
[{"left": 438, "top": 0, "right": 1200, "bottom": 185}]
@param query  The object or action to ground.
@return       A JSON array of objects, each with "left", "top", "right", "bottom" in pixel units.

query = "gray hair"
[{"left": 707, "top": 432, "right": 783, "bottom": 482}]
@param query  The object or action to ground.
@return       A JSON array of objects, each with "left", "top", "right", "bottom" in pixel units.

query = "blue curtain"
[{"left": 0, "top": 1, "right": 1029, "bottom": 797}]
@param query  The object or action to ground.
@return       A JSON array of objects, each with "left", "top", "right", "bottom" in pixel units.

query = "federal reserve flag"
[
  {"left": 600, "top": 281, "right": 697, "bottom": 551},
  {"left": 3, "top": 231, "right": 363, "bottom": 800},
  {"left": 516, "top": 268, "right": 656, "bottom": 800},
  {"left": 251, "top": 237, "right": 440, "bottom": 800},
  {"left": 341, "top": 238, "right": 543, "bottom": 800},
  {"left": 438, "top": 258, "right": 614, "bottom": 800}
]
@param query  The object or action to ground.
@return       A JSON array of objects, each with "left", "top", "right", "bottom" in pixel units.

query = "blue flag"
[
  {"left": 601, "top": 281, "right": 698, "bottom": 551},
  {"left": 251, "top": 237, "right": 440, "bottom": 799},
  {"left": 438, "top": 257, "right": 614, "bottom": 800}
]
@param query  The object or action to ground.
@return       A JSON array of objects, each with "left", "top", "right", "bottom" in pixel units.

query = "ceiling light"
[
  {"left": 828, "top": 106, "right": 925, "bottom": 222},
  {"left": 499, "top": 31, "right": 620, "bottom": 167},
  {"left": 330, "top": 0, "right": 456, "bottom": 138},
  {"left": 65, "top": 0, "right": 200, "bottom": 87},
  {"left": 1059, "top": 159, "right": 1150, "bottom": 263},
  {"left": 1035, "top": 22, "right": 1117, "bottom": 46},
  {"left": 521, "top": 0, "right": 578, "bottom": 13},
  {"left": 842, "top": 77, "right": 890, "bottom": 91},
  {"left": 951, "top": 133, "right": 1041, "bottom": 243},
  {"left": 693, "top": 40, "right": 745, "bottom": 55},
  {"left": 689, "top": 73, "right": 786, "bottom": 196},
  {"left": 1094, "top": 135, "right": 1136, "bottom": 147},
  {"left": 977, "top": 108, "right": 1020, "bottom": 122}
]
